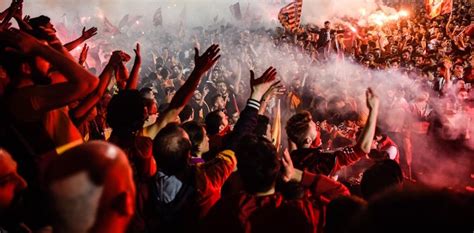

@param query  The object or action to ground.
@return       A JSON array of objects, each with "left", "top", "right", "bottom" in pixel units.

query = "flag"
[
  {"left": 118, "top": 14, "right": 130, "bottom": 29},
  {"left": 102, "top": 16, "right": 119, "bottom": 34},
  {"left": 278, "top": 0, "right": 303, "bottom": 32},
  {"left": 153, "top": 7, "right": 162, "bottom": 26},
  {"left": 178, "top": 6, "right": 187, "bottom": 38},
  {"left": 271, "top": 100, "right": 282, "bottom": 152},
  {"left": 425, "top": 0, "right": 453, "bottom": 19},
  {"left": 229, "top": 2, "right": 242, "bottom": 20}
]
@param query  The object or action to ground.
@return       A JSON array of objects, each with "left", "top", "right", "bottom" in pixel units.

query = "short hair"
[
  {"left": 182, "top": 121, "right": 205, "bottom": 156},
  {"left": 360, "top": 160, "right": 403, "bottom": 200},
  {"left": 153, "top": 124, "right": 191, "bottom": 175},
  {"left": 44, "top": 141, "right": 130, "bottom": 232},
  {"left": 325, "top": 21, "right": 330, "bottom": 24},
  {"left": 205, "top": 110, "right": 224, "bottom": 136},
  {"left": 107, "top": 90, "right": 147, "bottom": 136},
  {"left": 351, "top": 187, "right": 474, "bottom": 232},
  {"left": 179, "top": 105, "right": 194, "bottom": 122},
  {"left": 160, "top": 68, "right": 169, "bottom": 79},
  {"left": 211, "top": 94, "right": 224, "bottom": 105},
  {"left": 236, "top": 135, "right": 280, "bottom": 194},
  {"left": 286, "top": 111, "right": 313, "bottom": 146},
  {"left": 28, "top": 15, "right": 52, "bottom": 40},
  {"left": 325, "top": 196, "right": 367, "bottom": 233}
]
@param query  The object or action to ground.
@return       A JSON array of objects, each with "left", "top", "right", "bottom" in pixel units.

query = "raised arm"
[
  {"left": 125, "top": 43, "right": 142, "bottom": 90},
  {"left": 0, "top": 29, "right": 98, "bottom": 112},
  {"left": 0, "top": 0, "right": 21, "bottom": 30},
  {"left": 70, "top": 52, "right": 119, "bottom": 120},
  {"left": 144, "top": 44, "right": 221, "bottom": 139},
  {"left": 355, "top": 88, "right": 380, "bottom": 153},
  {"left": 281, "top": 149, "right": 349, "bottom": 204},
  {"left": 224, "top": 67, "right": 280, "bottom": 150},
  {"left": 64, "top": 27, "right": 98, "bottom": 51},
  {"left": 78, "top": 43, "right": 89, "bottom": 67}
]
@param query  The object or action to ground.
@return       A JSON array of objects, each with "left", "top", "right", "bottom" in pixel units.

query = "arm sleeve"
[
  {"left": 332, "top": 146, "right": 366, "bottom": 174},
  {"left": 224, "top": 99, "right": 259, "bottom": 150},
  {"left": 301, "top": 170, "right": 350, "bottom": 204},
  {"left": 201, "top": 150, "right": 237, "bottom": 189}
]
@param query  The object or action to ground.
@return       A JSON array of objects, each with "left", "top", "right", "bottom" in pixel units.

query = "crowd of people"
[{"left": 0, "top": 0, "right": 473, "bottom": 232}]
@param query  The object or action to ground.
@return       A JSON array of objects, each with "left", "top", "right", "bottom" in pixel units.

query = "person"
[
  {"left": 205, "top": 109, "right": 231, "bottom": 154},
  {"left": 325, "top": 196, "right": 367, "bottom": 233},
  {"left": 147, "top": 67, "right": 280, "bottom": 233},
  {"left": 201, "top": 135, "right": 350, "bottom": 233},
  {"left": 371, "top": 127, "right": 400, "bottom": 163},
  {"left": 285, "top": 88, "right": 380, "bottom": 176},
  {"left": 360, "top": 159, "right": 403, "bottom": 200},
  {"left": 351, "top": 186, "right": 474, "bottom": 232},
  {"left": 0, "top": 149, "right": 29, "bottom": 232},
  {"left": 44, "top": 141, "right": 136, "bottom": 233},
  {"left": 317, "top": 21, "right": 345, "bottom": 57},
  {"left": 182, "top": 121, "right": 209, "bottom": 164}
]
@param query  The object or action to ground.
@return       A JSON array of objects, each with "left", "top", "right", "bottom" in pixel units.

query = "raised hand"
[
  {"left": 250, "top": 66, "right": 278, "bottom": 101},
  {"left": 12, "top": 0, "right": 24, "bottom": 19},
  {"left": 281, "top": 149, "right": 294, "bottom": 183},
  {"left": 81, "top": 27, "right": 98, "bottom": 40},
  {"left": 79, "top": 43, "right": 89, "bottom": 65},
  {"left": 133, "top": 43, "right": 141, "bottom": 60},
  {"left": 193, "top": 44, "right": 220, "bottom": 75},
  {"left": 261, "top": 81, "right": 285, "bottom": 102},
  {"left": 365, "top": 88, "right": 379, "bottom": 111}
]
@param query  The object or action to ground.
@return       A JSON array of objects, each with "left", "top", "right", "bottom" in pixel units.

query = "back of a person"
[
  {"left": 291, "top": 148, "right": 336, "bottom": 176},
  {"left": 146, "top": 168, "right": 200, "bottom": 233},
  {"left": 203, "top": 192, "right": 321, "bottom": 233}
]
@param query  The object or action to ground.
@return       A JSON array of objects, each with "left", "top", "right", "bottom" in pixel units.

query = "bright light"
[
  {"left": 349, "top": 26, "right": 357, "bottom": 32},
  {"left": 136, "top": 20, "right": 140, "bottom": 25},
  {"left": 399, "top": 10, "right": 409, "bottom": 17}
]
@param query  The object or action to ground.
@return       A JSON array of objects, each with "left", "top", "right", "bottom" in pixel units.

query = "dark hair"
[
  {"left": 254, "top": 115, "right": 270, "bottom": 137},
  {"left": 286, "top": 111, "right": 313, "bottom": 146},
  {"left": 107, "top": 90, "right": 147, "bottom": 136},
  {"left": 139, "top": 87, "right": 154, "bottom": 97},
  {"left": 236, "top": 135, "right": 280, "bottom": 194},
  {"left": 182, "top": 121, "right": 206, "bottom": 156},
  {"left": 28, "top": 15, "right": 52, "bottom": 39},
  {"left": 325, "top": 196, "right": 367, "bottom": 233},
  {"left": 351, "top": 187, "right": 474, "bottom": 232},
  {"left": 360, "top": 159, "right": 403, "bottom": 200},
  {"left": 153, "top": 123, "right": 191, "bottom": 175},
  {"left": 205, "top": 110, "right": 223, "bottom": 136},
  {"left": 160, "top": 68, "right": 169, "bottom": 79},
  {"left": 179, "top": 105, "right": 194, "bottom": 122},
  {"left": 210, "top": 94, "right": 224, "bottom": 105}
]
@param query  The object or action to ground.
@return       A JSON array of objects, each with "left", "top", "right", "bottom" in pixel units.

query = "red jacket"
[
  {"left": 201, "top": 172, "right": 350, "bottom": 233},
  {"left": 378, "top": 136, "right": 400, "bottom": 164}
]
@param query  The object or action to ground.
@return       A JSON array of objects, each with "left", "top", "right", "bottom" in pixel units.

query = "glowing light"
[
  {"left": 359, "top": 8, "right": 367, "bottom": 16},
  {"left": 399, "top": 10, "right": 409, "bottom": 17},
  {"left": 349, "top": 26, "right": 357, "bottom": 32},
  {"left": 136, "top": 20, "right": 140, "bottom": 25}
]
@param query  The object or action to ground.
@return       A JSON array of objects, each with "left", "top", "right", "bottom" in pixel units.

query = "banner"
[
  {"left": 229, "top": 2, "right": 242, "bottom": 20},
  {"left": 278, "top": 0, "right": 303, "bottom": 32},
  {"left": 425, "top": 0, "right": 453, "bottom": 19},
  {"left": 153, "top": 7, "right": 163, "bottom": 26}
]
